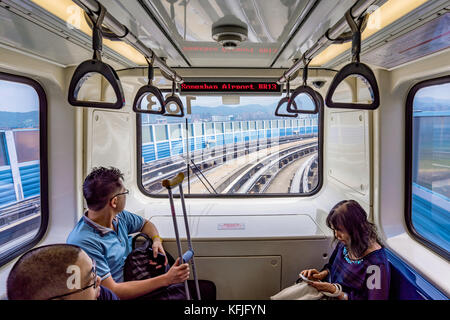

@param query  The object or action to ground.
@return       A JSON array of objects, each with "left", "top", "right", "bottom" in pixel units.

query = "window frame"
[
  {"left": 405, "top": 75, "right": 450, "bottom": 261},
  {"left": 0, "top": 72, "right": 48, "bottom": 267},
  {"left": 136, "top": 93, "right": 324, "bottom": 199}
]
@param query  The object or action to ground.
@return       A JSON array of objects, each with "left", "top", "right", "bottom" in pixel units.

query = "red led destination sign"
[{"left": 179, "top": 82, "right": 281, "bottom": 95}]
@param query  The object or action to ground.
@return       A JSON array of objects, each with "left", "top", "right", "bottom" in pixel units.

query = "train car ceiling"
[{"left": 0, "top": 0, "right": 443, "bottom": 71}]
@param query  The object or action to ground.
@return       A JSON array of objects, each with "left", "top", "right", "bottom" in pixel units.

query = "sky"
[
  {"left": 0, "top": 80, "right": 39, "bottom": 113},
  {"left": 416, "top": 83, "right": 450, "bottom": 100}
]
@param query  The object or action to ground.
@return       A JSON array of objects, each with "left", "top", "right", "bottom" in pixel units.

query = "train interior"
[{"left": 0, "top": 0, "right": 449, "bottom": 300}]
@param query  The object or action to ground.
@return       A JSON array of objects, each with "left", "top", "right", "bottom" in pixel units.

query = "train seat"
[
  {"left": 386, "top": 249, "right": 447, "bottom": 300},
  {"left": 388, "top": 261, "right": 425, "bottom": 300}
]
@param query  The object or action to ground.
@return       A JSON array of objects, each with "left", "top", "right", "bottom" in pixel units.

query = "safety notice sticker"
[{"left": 218, "top": 223, "right": 246, "bottom": 230}]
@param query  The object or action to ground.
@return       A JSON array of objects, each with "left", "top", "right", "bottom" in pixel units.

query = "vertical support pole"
[
  {"left": 5, "top": 131, "right": 24, "bottom": 201},
  {"left": 179, "top": 185, "right": 201, "bottom": 300},
  {"left": 167, "top": 187, "right": 191, "bottom": 300},
  {"left": 185, "top": 118, "right": 190, "bottom": 194}
]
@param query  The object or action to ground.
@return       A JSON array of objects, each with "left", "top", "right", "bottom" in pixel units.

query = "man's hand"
[
  {"left": 307, "top": 281, "right": 336, "bottom": 293},
  {"left": 299, "top": 268, "right": 328, "bottom": 281},
  {"left": 152, "top": 238, "right": 168, "bottom": 266},
  {"left": 164, "top": 258, "right": 190, "bottom": 285}
]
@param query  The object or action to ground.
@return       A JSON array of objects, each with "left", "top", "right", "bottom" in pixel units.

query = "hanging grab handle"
[
  {"left": 325, "top": 12, "right": 368, "bottom": 45},
  {"left": 133, "top": 56, "right": 166, "bottom": 115},
  {"left": 68, "top": 3, "right": 125, "bottom": 109},
  {"left": 83, "top": 10, "right": 129, "bottom": 41},
  {"left": 286, "top": 54, "right": 321, "bottom": 114},
  {"left": 275, "top": 80, "right": 298, "bottom": 118},
  {"left": 163, "top": 81, "right": 185, "bottom": 117},
  {"left": 325, "top": 9, "right": 379, "bottom": 110}
]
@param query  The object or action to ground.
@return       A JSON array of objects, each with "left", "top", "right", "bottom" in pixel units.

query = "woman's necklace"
[{"left": 343, "top": 246, "right": 363, "bottom": 264}]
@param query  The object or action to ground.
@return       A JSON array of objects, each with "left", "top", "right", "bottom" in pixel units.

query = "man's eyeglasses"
[
  {"left": 110, "top": 189, "right": 129, "bottom": 202},
  {"left": 47, "top": 260, "right": 98, "bottom": 300}
]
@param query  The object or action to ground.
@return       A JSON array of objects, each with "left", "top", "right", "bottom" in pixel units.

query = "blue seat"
[
  {"left": 386, "top": 249, "right": 448, "bottom": 300},
  {"left": 388, "top": 261, "right": 425, "bottom": 300}
]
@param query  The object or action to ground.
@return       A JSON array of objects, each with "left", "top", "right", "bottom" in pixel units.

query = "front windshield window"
[{"left": 138, "top": 95, "right": 319, "bottom": 196}]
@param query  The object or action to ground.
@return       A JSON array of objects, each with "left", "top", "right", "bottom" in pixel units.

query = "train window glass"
[
  {"left": 0, "top": 133, "right": 8, "bottom": 166},
  {"left": 138, "top": 95, "right": 320, "bottom": 196},
  {"left": 216, "top": 122, "right": 224, "bottom": 134},
  {"left": 0, "top": 74, "right": 47, "bottom": 266},
  {"left": 13, "top": 131, "right": 39, "bottom": 163},
  {"left": 408, "top": 78, "right": 450, "bottom": 257},
  {"left": 205, "top": 122, "right": 214, "bottom": 135},
  {"left": 142, "top": 125, "right": 153, "bottom": 144},
  {"left": 170, "top": 124, "right": 183, "bottom": 140},
  {"left": 194, "top": 123, "right": 203, "bottom": 136},
  {"left": 155, "top": 125, "right": 168, "bottom": 141}
]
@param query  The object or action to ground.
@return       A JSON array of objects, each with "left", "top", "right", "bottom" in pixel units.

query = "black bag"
[
  {"left": 123, "top": 233, "right": 175, "bottom": 281},
  {"left": 124, "top": 233, "right": 187, "bottom": 300}
]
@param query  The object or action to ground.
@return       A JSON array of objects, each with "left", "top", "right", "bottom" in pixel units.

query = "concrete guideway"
[
  {"left": 183, "top": 138, "right": 318, "bottom": 194},
  {"left": 266, "top": 154, "right": 315, "bottom": 194}
]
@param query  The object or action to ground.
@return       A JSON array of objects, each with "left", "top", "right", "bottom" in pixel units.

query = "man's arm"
[
  {"left": 101, "top": 258, "right": 189, "bottom": 300},
  {"left": 141, "top": 220, "right": 165, "bottom": 259},
  {"left": 141, "top": 220, "right": 160, "bottom": 240}
]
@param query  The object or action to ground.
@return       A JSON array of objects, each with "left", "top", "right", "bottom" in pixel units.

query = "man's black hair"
[
  {"left": 7, "top": 244, "right": 82, "bottom": 300},
  {"left": 83, "top": 166, "right": 124, "bottom": 211}
]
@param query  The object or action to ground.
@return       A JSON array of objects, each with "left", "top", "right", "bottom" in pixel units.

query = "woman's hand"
[
  {"left": 307, "top": 281, "right": 336, "bottom": 294},
  {"left": 300, "top": 268, "right": 329, "bottom": 281}
]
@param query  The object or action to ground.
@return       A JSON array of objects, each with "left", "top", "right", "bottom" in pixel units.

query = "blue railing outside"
[
  {"left": 19, "top": 163, "right": 40, "bottom": 199},
  {"left": 156, "top": 141, "right": 170, "bottom": 159},
  {"left": 142, "top": 120, "right": 318, "bottom": 164},
  {"left": 0, "top": 168, "right": 16, "bottom": 207},
  {"left": 142, "top": 143, "right": 156, "bottom": 162},
  {"left": 1, "top": 128, "right": 41, "bottom": 208},
  {"left": 411, "top": 183, "right": 450, "bottom": 253}
]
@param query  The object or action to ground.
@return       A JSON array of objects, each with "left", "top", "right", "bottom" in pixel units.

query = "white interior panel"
[
  {"left": 90, "top": 110, "right": 133, "bottom": 181},
  {"left": 328, "top": 110, "right": 370, "bottom": 197},
  {"left": 162, "top": 238, "right": 332, "bottom": 300},
  {"left": 193, "top": 256, "right": 281, "bottom": 300},
  {"left": 150, "top": 214, "right": 325, "bottom": 240}
]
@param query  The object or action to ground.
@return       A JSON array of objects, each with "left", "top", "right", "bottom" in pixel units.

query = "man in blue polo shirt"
[{"left": 67, "top": 167, "right": 194, "bottom": 300}]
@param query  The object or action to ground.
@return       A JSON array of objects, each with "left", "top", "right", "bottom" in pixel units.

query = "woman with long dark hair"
[{"left": 300, "top": 200, "right": 390, "bottom": 300}]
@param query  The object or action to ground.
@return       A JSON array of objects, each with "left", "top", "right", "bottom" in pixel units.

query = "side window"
[
  {"left": 0, "top": 73, "right": 48, "bottom": 266},
  {"left": 407, "top": 76, "right": 450, "bottom": 259}
]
